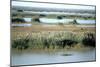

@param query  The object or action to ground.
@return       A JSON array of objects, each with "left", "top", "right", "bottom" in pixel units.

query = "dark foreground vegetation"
[
  {"left": 12, "top": 18, "right": 26, "bottom": 23},
  {"left": 82, "top": 33, "right": 96, "bottom": 47},
  {"left": 12, "top": 32, "right": 96, "bottom": 50}
]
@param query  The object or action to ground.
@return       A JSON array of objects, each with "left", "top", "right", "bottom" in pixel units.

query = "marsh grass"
[
  {"left": 12, "top": 31, "right": 95, "bottom": 50},
  {"left": 82, "top": 32, "right": 96, "bottom": 47}
]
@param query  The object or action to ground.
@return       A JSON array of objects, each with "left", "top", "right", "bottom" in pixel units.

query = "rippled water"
[{"left": 11, "top": 48, "right": 96, "bottom": 66}]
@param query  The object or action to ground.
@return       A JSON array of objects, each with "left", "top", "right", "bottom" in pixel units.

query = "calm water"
[
  {"left": 11, "top": 48, "right": 96, "bottom": 66},
  {"left": 12, "top": 24, "right": 32, "bottom": 27},
  {"left": 40, "top": 18, "right": 95, "bottom": 24},
  {"left": 12, "top": 18, "right": 95, "bottom": 27},
  {"left": 24, "top": 18, "right": 32, "bottom": 22}
]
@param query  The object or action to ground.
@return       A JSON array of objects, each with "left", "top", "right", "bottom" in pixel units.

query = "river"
[{"left": 11, "top": 48, "right": 96, "bottom": 66}]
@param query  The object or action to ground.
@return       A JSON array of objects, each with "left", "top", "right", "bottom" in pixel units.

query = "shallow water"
[
  {"left": 11, "top": 48, "right": 96, "bottom": 66},
  {"left": 12, "top": 23, "right": 32, "bottom": 27},
  {"left": 11, "top": 18, "right": 95, "bottom": 27},
  {"left": 39, "top": 18, "right": 95, "bottom": 24}
]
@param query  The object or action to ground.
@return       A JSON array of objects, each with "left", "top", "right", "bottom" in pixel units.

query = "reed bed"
[{"left": 11, "top": 31, "right": 96, "bottom": 50}]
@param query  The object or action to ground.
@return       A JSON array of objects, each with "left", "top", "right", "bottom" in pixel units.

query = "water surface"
[
  {"left": 39, "top": 18, "right": 95, "bottom": 24},
  {"left": 12, "top": 23, "right": 32, "bottom": 27},
  {"left": 11, "top": 48, "right": 96, "bottom": 66}
]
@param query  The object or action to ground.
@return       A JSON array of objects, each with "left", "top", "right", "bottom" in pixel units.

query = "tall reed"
[{"left": 12, "top": 31, "right": 95, "bottom": 50}]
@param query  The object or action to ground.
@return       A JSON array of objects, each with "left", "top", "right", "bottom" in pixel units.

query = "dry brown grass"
[
  {"left": 12, "top": 24, "right": 95, "bottom": 32},
  {"left": 11, "top": 24, "right": 95, "bottom": 49}
]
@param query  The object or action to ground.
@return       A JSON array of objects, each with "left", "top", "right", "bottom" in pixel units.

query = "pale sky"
[{"left": 12, "top": 1, "right": 95, "bottom": 10}]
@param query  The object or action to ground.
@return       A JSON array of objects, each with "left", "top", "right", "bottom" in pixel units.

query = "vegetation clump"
[
  {"left": 34, "top": 18, "right": 40, "bottom": 22},
  {"left": 12, "top": 18, "right": 25, "bottom": 23},
  {"left": 69, "top": 19, "right": 79, "bottom": 24},
  {"left": 12, "top": 36, "right": 30, "bottom": 50},
  {"left": 39, "top": 14, "right": 46, "bottom": 17},
  {"left": 57, "top": 16, "right": 63, "bottom": 19},
  {"left": 82, "top": 33, "right": 95, "bottom": 47}
]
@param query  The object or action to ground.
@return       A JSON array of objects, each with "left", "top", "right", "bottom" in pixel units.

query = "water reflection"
[{"left": 11, "top": 48, "right": 95, "bottom": 66}]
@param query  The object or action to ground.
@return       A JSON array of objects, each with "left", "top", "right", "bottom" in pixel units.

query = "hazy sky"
[{"left": 12, "top": 1, "right": 95, "bottom": 10}]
